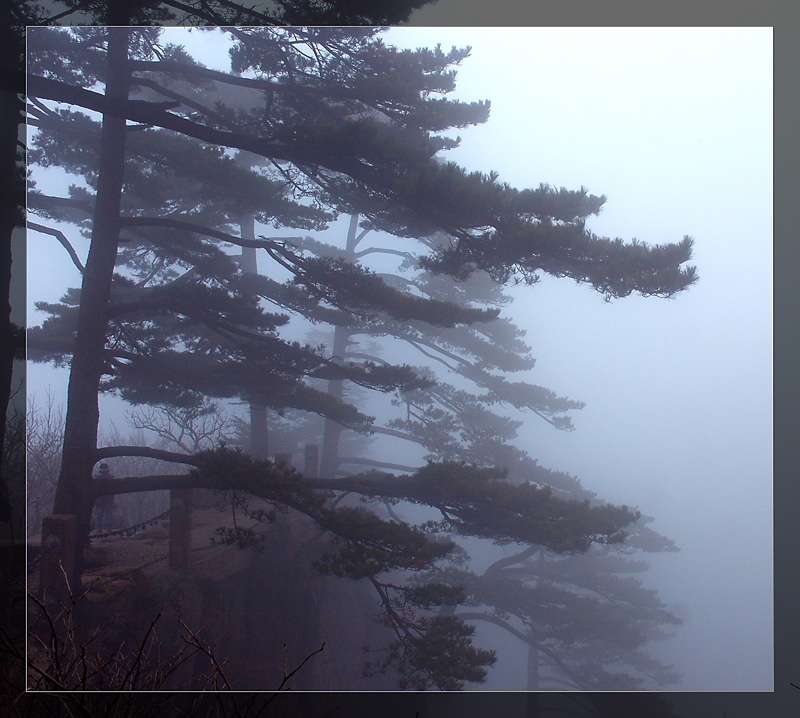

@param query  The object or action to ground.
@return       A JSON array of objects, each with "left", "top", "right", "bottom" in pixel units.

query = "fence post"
[
  {"left": 169, "top": 489, "right": 193, "bottom": 570},
  {"left": 304, "top": 444, "right": 319, "bottom": 478},
  {"left": 39, "top": 515, "right": 77, "bottom": 606}
]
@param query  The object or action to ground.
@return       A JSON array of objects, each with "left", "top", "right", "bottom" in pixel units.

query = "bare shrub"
[{"left": 26, "top": 391, "right": 64, "bottom": 537}]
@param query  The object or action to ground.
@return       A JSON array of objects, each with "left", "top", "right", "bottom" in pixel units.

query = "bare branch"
[
  {"left": 276, "top": 641, "right": 326, "bottom": 690},
  {"left": 178, "top": 619, "right": 234, "bottom": 690}
]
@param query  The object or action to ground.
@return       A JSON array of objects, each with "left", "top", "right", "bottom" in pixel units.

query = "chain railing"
[
  {"left": 28, "top": 508, "right": 173, "bottom": 574},
  {"left": 87, "top": 508, "right": 172, "bottom": 540}
]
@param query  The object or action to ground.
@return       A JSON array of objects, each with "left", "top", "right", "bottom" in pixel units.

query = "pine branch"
[
  {"left": 129, "top": 76, "right": 231, "bottom": 125},
  {"left": 119, "top": 215, "right": 304, "bottom": 249},
  {"left": 95, "top": 445, "right": 198, "bottom": 465},
  {"left": 336, "top": 456, "right": 420, "bottom": 473}
]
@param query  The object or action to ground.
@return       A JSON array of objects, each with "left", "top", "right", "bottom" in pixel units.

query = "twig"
[
  {"left": 120, "top": 612, "right": 162, "bottom": 689},
  {"left": 277, "top": 641, "right": 326, "bottom": 690},
  {"left": 178, "top": 619, "right": 234, "bottom": 690}
]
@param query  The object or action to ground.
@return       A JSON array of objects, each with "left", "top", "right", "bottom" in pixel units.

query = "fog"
[
  {"left": 365, "top": 27, "right": 772, "bottom": 691},
  {"left": 26, "top": 27, "right": 771, "bottom": 692}
]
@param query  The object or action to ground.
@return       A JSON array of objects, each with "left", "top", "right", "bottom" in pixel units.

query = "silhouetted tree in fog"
[{"left": 287, "top": 218, "right": 684, "bottom": 688}]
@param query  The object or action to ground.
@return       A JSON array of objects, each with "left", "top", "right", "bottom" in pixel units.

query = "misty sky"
[{"left": 26, "top": 27, "right": 772, "bottom": 691}]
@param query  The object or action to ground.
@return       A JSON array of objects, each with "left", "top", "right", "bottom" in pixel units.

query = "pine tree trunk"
[
  {"left": 238, "top": 211, "right": 270, "bottom": 459},
  {"left": 52, "top": 27, "right": 131, "bottom": 588},
  {"left": 527, "top": 548, "right": 543, "bottom": 694},
  {"left": 0, "top": 0, "right": 23, "bottom": 523},
  {"left": 318, "top": 325, "right": 350, "bottom": 476},
  {"left": 319, "top": 214, "right": 360, "bottom": 477}
]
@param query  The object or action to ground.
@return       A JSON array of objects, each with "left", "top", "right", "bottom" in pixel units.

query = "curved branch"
[
  {"left": 405, "top": 333, "right": 474, "bottom": 372},
  {"left": 43, "top": 5, "right": 91, "bottom": 23},
  {"left": 27, "top": 96, "right": 58, "bottom": 119},
  {"left": 346, "top": 352, "right": 391, "bottom": 367},
  {"left": 370, "top": 425, "right": 427, "bottom": 446},
  {"left": 168, "top": 0, "right": 277, "bottom": 25},
  {"left": 157, "top": 0, "right": 228, "bottom": 23},
  {"left": 403, "top": 337, "right": 460, "bottom": 373},
  {"left": 119, "top": 216, "right": 304, "bottom": 249},
  {"left": 305, "top": 475, "right": 416, "bottom": 499},
  {"left": 354, "top": 247, "right": 415, "bottom": 262},
  {"left": 95, "top": 445, "right": 199, "bottom": 465},
  {"left": 129, "top": 76, "right": 230, "bottom": 124},
  {"left": 27, "top": 221, "right": 85, "bottom": 273},
  {"left": 90, "top": 465, "right": 412, "bottom": 500},
  {"left": 336, "top": 456, "right": 419, "bottom": 473},
  {"left": 26, "top": 73, "right": 387, "bottom": 197},
  {"left": 483, "top": 545, "right": 539, "bottom": 576},
  {"left": 455, "top": 611, "right": 530, "bottom": 643},
  {"left": 367, "top": 575, "right": 416, "bottom": 643},
  {"left": 28, "top": 193, "right": 95, "bottom": 216}
]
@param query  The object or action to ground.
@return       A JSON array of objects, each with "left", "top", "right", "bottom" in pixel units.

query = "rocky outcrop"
[{"left": 88, "top": 504, "right": 399, "bottom": 690}]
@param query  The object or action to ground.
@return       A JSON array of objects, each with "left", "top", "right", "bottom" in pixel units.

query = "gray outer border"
[{"left": 20, "top": 2, "right": 792, "bottom": 715}]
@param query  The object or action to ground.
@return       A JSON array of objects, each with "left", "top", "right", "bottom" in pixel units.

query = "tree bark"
[
  {"left": 0, "top": 1, "right": 24, "bottom": 524},
  {"left": 52, "top": 27, "right": 131, "bottom": 587}
]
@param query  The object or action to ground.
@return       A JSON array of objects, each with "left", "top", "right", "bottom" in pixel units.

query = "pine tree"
[{"left": 4, "top": 0, "right": 441, "bottom": 531}]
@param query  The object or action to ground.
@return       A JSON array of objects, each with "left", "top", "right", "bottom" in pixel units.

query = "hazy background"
[{"left": 26, "top": 27, "right": 772, "bottom": 691}]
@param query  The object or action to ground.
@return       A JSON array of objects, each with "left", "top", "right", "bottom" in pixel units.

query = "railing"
[
  {"left": 37, "top": 445, "right": 320, "bottom": 599},
  {"left": 87, "top": 508, "right": 172, "bottom": 541}
]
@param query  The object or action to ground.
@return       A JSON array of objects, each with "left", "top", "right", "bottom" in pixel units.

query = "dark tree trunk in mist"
[
  {"left": 527, "top": 547, "right": 544, "bottom": 690},
  {"left": 234, "top": 149, "right": 269, "bottom": 461},
  {"left": 0, "top": 1, "right": 24, "bottom": 523},
  {"left": 238, "top": 210, "right": 270, "bottom": 459},
  {"left": 52, "top": 27, "right": 131, "bottom": 586},
  {"left": 319, "top": 214, "right": 360, "bottom": 477}
]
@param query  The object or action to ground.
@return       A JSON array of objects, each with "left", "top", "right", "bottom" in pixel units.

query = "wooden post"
[
  {"left": 39, "top": 515, "right": 77, "bottom": 606},
  {"left": 169, "top": 489, "right": 193, "bottom": 570},
  {"left": 304, "top": 444, "right": 319, "bottom": 478}
]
